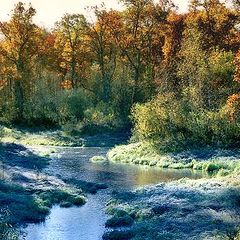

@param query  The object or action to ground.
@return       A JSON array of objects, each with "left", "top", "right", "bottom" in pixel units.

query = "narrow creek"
[{"left": 21, "top": 146, "right": 209, "bottom": 240}]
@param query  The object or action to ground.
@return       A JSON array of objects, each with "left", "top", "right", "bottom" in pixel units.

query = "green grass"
[
  {"left": 107, "top": 141, "right": 240, "bottom": 175},
  {"left": 90, "top": 155, "right": 107, "bottom": 163},
  {"left": 0, "top": 180, "right": 86, "bottom": 225},
  {"left": 0, "top": 126, "right": 83, "bottom": 147}
]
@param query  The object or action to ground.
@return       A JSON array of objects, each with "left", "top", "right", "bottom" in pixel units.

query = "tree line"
[{"left": 0, "top": 0, "right": 239, "bottom": 143}]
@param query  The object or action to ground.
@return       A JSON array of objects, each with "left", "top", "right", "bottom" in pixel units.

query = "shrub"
[{"left": 132, "top": 93, "right": 240, "bottom": 152}]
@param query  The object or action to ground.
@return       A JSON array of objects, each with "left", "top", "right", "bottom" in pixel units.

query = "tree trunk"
[
  {"left": 102, "top": 75, "right": 111, "bottom": 103},
  {"left": 14, "top": 79, "right": 24, "bottom": 121},
  {"left": 15, "top": 61, "right": 25, "bottom": 121},
  {"left": 70, "top": 57, "right": 77, "bottom": 88}
]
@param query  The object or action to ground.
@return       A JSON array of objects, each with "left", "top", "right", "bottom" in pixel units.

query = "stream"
[{"left": 21, "top": 146, "right": 209, "bottom": 240}]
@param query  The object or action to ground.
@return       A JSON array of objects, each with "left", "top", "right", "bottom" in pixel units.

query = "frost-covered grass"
[
  {"left": 0, "top": 180, "right": 86, "bottom": 224},
  {"left": 0, "top": 152, "right": 87, "bottom": 226},
  {"left": 0, "top": 126, "right": 83, "bottom": 147},
  {"left": 106, "top": 142, "right": 240, "bottom": 239},
  {"left": 90, "top": 155, "right": 108, "bottom": 163},
  {"left": 0, "top": 142, "right": 87, "bottom": 239},
  {"left": 0, "top": 208, "right": 19, "bottom": 240},
  {"left": 107, "top": 142, "right": 240, "bottom": 174},
  {"left": 106, "top": 174, "right": 240, "bottom": 240}
]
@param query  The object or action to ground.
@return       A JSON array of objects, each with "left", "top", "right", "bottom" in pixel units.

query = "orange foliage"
[
  {"left": 163, "top": 12, "right": 185, "bottom": 62},
  {"left": 234, "top": 50, "right": 240, "bottom": 83},
  {"left": 60, "top": 79, "right": 73, "bottom": 90},
  {"left": 227, "top": 93, "right": 240, "bottom": 121},
  {"left": 185, "top": 0, "right": 239, "bottom": 52}
]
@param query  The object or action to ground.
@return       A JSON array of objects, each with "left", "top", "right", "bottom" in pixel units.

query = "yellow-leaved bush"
[{"left": 132, "top": 93, "right": 240, "bottom": 152}]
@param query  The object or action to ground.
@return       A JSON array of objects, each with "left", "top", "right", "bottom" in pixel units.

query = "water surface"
[{"left": 22, "top": 146, "right": 208, "bottom": 240}]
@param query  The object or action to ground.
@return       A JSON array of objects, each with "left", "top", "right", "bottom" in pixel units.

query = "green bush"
[
  {"left": 132, "top": 93, "right": 240, "bottom": 152},
  {"left": 77, "top": 102, "right": 124, "bottom": 135}
]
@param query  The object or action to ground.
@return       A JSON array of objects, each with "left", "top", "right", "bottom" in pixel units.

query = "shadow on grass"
[
  {"left": 63, "top": 178, "right": 108, "bottom": 194},
  {"left": 0, "top": 180, "right": 49, "bottom": 224},
  {"left": 0, "top": 143, "right": 49, "bottom": 170},
  {"left": 0, "top": 179, "right": 86, "bottom": 227}
]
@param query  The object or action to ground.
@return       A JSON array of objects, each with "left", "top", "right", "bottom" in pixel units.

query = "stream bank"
[
  {"left": 1, "top": 132, "right": 240, "bottom": 240},
  {"left": 0, "top": 143, "right": 106, "bottom": 239},
  {"left": 105, "top": 141, "right": 240, "bottom": 240},
  {"left": 20, "top": 145, "right": 209, "bottom": 240}
]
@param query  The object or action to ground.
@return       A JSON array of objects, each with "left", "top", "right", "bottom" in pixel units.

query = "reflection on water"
[
  {"left": 22, "top": 147, "right": 209, "bottom": 240},
  {"left": 22, "top": 195, "right": 109, "bottom": 240}
]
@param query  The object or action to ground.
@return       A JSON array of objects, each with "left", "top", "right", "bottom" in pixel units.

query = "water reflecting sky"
[{"left": 21, "top": 147, "right": 208, "bottom": 240}]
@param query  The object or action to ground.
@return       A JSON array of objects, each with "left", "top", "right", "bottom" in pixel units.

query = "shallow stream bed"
[{"left": 21, "top": 146, "right": 209, "bottom": 240}]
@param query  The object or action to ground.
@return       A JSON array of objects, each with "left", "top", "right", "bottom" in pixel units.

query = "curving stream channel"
[{"left": 21, "top": 146, "right": 209, "bottom": 240}]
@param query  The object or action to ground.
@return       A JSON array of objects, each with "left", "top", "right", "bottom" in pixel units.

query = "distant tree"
[
  {"left": 86, "top": 7, "right": 121, "bottom": 103},
  {"left": 54, "top": 14, "right": 90, "bottom": 89},
  {"left": 0, "top": 2, "right": 42, "bottom": 120},
  {"left": 188, "top": 0, "right": 239, "bottom": 52}
]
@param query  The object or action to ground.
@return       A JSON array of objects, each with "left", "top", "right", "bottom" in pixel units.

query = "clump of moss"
[
  {"left": 37, "top": 189, "right": 86, "bottom": 208},
  {"left": 71, "top": 196, "right": 86, "bottom": 206},
  {"left": 59, "top": 201, "right": 73, "bottom": 208},
  {"left": 63, "top": 178, "right": 108, "bottom": 194},
  {"left": 105, "top": 214, "right": 134, "bottom": 227},
  {"left": 102, "top": 230, "right": 135, "bottom": 240},
  {"left": 90, "top": 155, "right": 108, "bottom": 163},
  {"left": 0, "top": 180, "right": 86, "bottom": 226}
]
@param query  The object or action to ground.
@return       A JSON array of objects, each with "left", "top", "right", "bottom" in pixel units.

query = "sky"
[{"left": 0, "top": 0, "right": 189, "bottom": 29}]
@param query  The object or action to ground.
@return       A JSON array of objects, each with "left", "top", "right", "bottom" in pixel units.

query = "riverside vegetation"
[
  {"left": 0, "top": 142, "right": 110, "bottom": 239},
  {"left": 0, "top": 0, "right": 240, "bottom": 239}
]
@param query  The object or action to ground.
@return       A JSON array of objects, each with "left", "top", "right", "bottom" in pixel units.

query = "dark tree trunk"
[{"left": 14, "top": 79, "right": 24, "bottom": 121}]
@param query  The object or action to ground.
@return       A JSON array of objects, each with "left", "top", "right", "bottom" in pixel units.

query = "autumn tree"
[
  {"left": 54, "top": 14, "right": 91, "bottom": 89},
  {"left": 163, "top": 12, "right": 185, "bottom": 62},
  {"left": 188, "top": 0, "right": 239, "bottom": 52},
  {"left": 0, "top": 2, "right": 42, "bottom": 120},
  {"left": 110, "top": 0, "right": 176, "bottom": 103},
  {"left": 86, "top": 7, "right": 121, "bottom": 103}
]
